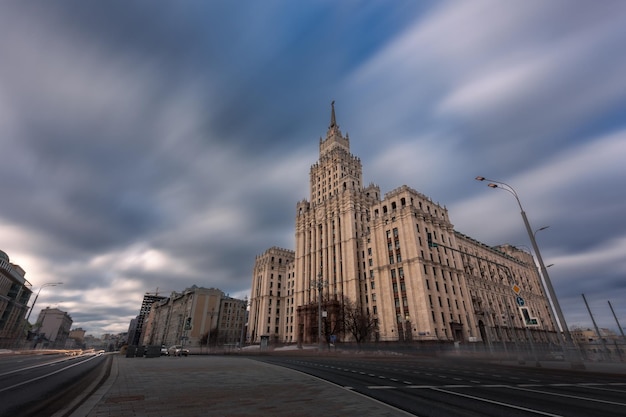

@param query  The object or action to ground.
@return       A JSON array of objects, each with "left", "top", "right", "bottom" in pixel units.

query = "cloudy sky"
[{"left": 2, "top": 1, "right": 625, "bottom": 337}]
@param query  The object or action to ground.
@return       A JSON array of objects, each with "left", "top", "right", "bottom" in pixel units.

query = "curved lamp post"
[
  {"left": 26, "top": 282, "right": 63, "bottom": 322},
  {"left": 475, "top": 177, "right": 584, "bottom": 368}
]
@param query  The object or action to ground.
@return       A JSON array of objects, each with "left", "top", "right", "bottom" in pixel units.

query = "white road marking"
[
  {"left": 430, "top": 387, "right": 564, "bottom": 417},
  {"left": 508, "top": 386, "right": 626, "bottom": 406}
]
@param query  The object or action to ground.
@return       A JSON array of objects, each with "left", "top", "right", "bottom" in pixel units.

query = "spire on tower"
[{"left": 329, "top": 100, "right": 337, "bottom": 129}]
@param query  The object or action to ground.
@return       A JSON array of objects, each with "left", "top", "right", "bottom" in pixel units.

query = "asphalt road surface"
[
  {"left": 0, "top": 351, "right": 108, "bottom": 417},
  {"left": 255, "top": 355, "right": 626, "bottom": 417}
]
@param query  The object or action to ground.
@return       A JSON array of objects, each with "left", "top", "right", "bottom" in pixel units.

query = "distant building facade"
[
  {"left": 127, "top": 293, "right": 166, "bottom": 346},
  {"left": 572, "top": 327, "right": 625, "bottom": 361},
  {"left": 0, "top": 250, "right": 32, "bottom": 348},
  {"left": 141, "top": 286, "right": 246, "bottom": 351},
  {"left": 35, "top": 307, "right": 73, "bottom": 349},
  {"left": 249, "top": 247, "right": 295, "bottom": 344},
  {"left": 66, "top": 327, "right": 86, "bottom": 349},
  {"left": 249, "top": 104, "right": 559, "bottom": 349}
]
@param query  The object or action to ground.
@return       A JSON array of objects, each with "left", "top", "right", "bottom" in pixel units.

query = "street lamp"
[
  {"left": 475, "top": 176, "right": 584, "bottom": 368},
  {"left": 239, "top": 296, "right": 250, "bottom": 350},
  {"left": 311, "top": 272, "right": 326, "bottom": 351},
  {"left": 26, "top": 282, "right": 63, "bottom": 322},
  {"left": 534, "top": 226, "right": 550, "bottom": 237}
]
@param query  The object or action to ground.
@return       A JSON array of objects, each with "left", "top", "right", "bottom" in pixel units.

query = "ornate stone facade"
[{"left": 249, "top": 104, "right": 558, "bottom": 348}]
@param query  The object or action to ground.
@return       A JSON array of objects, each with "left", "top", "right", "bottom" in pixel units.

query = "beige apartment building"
[
  {"left": 249, "top": 104, "right": 560, "bottom": 349},
  {"left": 35, "top": 307, "right": 73, "bottom": 349},
  {"left": 141, "top": 286, "right": 246, "bottom": 351}
]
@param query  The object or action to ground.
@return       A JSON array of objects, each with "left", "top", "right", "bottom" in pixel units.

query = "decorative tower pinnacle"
[
  {"left": 329, "top": 100, "right": 337, "bottom": 129},
  {"left": 327, "top": 100, "right": 341, "bottom": 137}
]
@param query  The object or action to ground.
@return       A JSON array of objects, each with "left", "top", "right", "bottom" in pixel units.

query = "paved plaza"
[{"left": 66, "top": 354, "right": 407, "bottom": 417}]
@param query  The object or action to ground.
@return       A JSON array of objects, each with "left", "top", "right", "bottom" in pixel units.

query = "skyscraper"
[{"left": 250, "top": 104, "right": 557, "bottom": 349}]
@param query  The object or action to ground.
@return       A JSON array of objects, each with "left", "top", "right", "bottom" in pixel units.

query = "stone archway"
[{"left": 449, "top": 321, "right": 465, "bottom": 343}]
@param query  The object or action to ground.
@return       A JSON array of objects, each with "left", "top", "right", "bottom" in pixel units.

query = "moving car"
[{"left": 167, "top": 345, "right": 189, "bottom": 356}]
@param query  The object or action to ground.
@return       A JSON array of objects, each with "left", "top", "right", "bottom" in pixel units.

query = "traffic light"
[{"left": 184, "top": 317, "right": 192, "bottom": 330}]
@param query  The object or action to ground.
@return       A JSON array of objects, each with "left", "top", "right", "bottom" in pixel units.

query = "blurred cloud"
[{"left": 1, "top": 0, "right": 625, "bottom": 335}]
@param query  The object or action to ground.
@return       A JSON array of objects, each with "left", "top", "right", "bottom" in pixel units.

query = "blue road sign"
[{"left": 516, "top": 296, "right": 525, "bottom": 307}]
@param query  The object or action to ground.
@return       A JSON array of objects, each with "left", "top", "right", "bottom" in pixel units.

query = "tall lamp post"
[
  {"left": 26, "top": 282, "right": 63, "bottom": 323},
  {"left": 21, "top": 282, "right": 63, "bottom": 349},
  {"left": 475, "top": 177, "right": 584, "bottom": 368},
  {"left": 239, "top": 296, "right": 250, "bottom": 350},
  {"left": 311, "top": 272, "right": 326, "bottom": 351}
]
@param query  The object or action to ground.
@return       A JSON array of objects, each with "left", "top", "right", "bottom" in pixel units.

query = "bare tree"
[
  {"left": 208, "top": 327, "right": 219, "bottom": 348},
  {"left": 343, "top": 298, "right": 378, "bottom": 348},
  {"left": 200, "top": 331, "right": 209, "bottom": 353}
]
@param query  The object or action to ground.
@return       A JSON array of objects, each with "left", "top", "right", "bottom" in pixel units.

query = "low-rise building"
[
  {"left": 141, "top": 286, "right": 246, "bottom": 352},
  {"left": 571, "top": 327, "right": 626, "bottom": 361}
]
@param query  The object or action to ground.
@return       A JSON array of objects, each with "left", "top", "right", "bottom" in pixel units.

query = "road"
[
  {"left": 255, "top": 355, "right": 626, "bottom": 417},
  {"left": 0, "top": 351, "right": 109, "bottom": 417}
]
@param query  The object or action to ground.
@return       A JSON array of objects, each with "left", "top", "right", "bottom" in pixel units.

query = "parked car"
[
  {"left": 167, "top": 345, "right": 189, "bottom": 356},
  {"left": 160, "top": 345, "right": 168, "bottom": 356}
]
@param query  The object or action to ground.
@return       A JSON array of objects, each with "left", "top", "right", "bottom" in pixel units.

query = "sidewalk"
[{"left": 66, "top": 354, "right": 410, "bottom": 417}]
